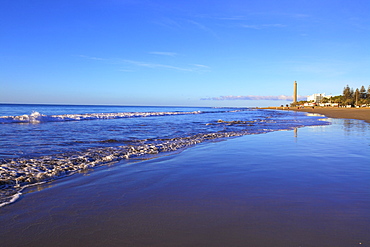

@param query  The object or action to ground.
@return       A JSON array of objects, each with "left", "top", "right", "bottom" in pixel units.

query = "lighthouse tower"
[{"left": 293, "top": 81, "right": 297, "bottom": 103}]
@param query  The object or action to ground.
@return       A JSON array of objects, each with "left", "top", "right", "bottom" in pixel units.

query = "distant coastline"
[{"left": 263, "top": 106, "right": 370, "bottom": 124}]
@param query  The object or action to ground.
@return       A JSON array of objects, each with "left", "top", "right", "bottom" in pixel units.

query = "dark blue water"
[{"left": 0, "top": 104, "right": 328, "bottom": 206}]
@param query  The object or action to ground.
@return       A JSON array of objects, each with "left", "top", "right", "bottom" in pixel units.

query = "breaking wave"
[
  {"left": 0, "top": 110, "right": 209, "bottom": 124},
  {"left": 0, "top": 119, "right": 312, "bottom": 207}
]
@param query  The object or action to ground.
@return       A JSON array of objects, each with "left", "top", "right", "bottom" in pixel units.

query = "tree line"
[{"left": 325, "top": 85, "right": 370, "bottom": 106}]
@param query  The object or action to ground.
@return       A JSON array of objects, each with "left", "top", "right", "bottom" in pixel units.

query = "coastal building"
[
  {"left": 319, "top": 102, "right": 339, "bottom": 107},
  {"left": 307, "top": 93, "right": 327, "bottom": 103}
]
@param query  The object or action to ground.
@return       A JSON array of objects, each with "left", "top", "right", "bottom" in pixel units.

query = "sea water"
[{"left": 0, "top": 104, "right": 328, "bottom": 207}]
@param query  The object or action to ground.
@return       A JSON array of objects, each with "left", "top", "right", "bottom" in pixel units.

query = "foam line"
[{"left": 0, "top": 110, "right": 210, "bottom": 124}]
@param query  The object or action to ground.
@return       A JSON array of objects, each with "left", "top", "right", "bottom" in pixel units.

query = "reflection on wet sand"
[
  {"left": 294, "top": 127, "right": 298, "bottom": 139},
  {"left": 342, "top": 119, "right": 370, "bottom": 133}
]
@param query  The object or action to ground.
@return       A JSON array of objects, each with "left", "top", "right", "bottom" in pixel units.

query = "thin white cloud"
[
  {"left": 241, "top": 24, "right": 286, "bottom": 29},
  {"left": 122, "top": 60, "right": 211, "bottom": 72},
  {"left": 153, "top": 18, "right": 182, "bottom": 30},
  {"left": 218, "top": 16, "right": 249, "bottom": 21},
  {"left": 79, "top": 55, "right": 210, "bottom": 72},
  {"left": 188, "top": 20, "right": 208, "bottom": 30},
  {"left": 149, "top": 51, "right": 178, "bottom": 56},
  {"left": 291, "top": 13, "right": 311, "bottom": 19},
  {"left": 285, "top": 59, "right": 352, "bottom": 77},
  {"left": 201, "top": 95, "right": 307, "bottom": 101},
  {"left": 78, "top": 55, "right": 105, "bottom": 60},
  {"left": 187, "top": 20, "right": 219, "bottom": 38},
  {"left": 118, "top": 69, "right": 134, "bottom": 72},
  {"left": 123, "top": 59, "right": 193, "bottom": 71},
  {"left": 191, "top": 64, "right": 210, "bottom": 69},
  {"left": 241, "top": 25, "right": 260, "bottom": 29}
]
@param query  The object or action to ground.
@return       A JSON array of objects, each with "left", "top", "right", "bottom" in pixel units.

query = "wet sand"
[
  {"left": 267, "top": 107, "right": 370, "bottom": 123},
  {"left": 1, "top": 119, "right": 370, "bottom": 247}
]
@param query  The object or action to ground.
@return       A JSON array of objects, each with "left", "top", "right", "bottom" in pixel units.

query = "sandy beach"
[{"left": 265, "top": 107, "right": 370, "bottom": 123}]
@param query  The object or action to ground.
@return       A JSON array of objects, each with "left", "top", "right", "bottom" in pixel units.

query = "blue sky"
[{"left": 1, "top": 0, "right": 369, "bottom": 107}]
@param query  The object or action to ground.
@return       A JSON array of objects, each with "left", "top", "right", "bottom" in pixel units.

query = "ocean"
[
  {"left": 1, "top": 104, "right": 370, "bottom": 246},
  {"left": 0, "top": 104, "right": 327, "bottom": 207}
]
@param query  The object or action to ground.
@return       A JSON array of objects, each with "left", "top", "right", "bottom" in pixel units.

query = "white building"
[{"left": 307, "top": 93, "right": 331, "bottom": 103}]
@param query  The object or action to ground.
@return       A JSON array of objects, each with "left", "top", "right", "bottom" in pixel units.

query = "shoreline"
[
  {"left": 262, "top": 107, "right": 370, "bottom": 124},
  {"left": 1, "top": 122, "right": 369, "bottom": 246}
]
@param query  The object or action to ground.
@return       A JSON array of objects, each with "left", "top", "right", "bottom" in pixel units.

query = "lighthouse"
[{"left": 293, "top": 81, "right": 297, "bottom": 103}]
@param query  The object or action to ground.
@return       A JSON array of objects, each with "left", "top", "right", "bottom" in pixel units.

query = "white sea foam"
[
  {"left": 0, "top": 126, "right": 271, "bottom": 207},
  {"left": 0, "top": 192, "right": 21, "bottom": 208},
  {"left": 0, "top": 181, "right": 46, "bottom": 207},
  {"left": 0, "top": 110, "right": 209, "bottom": 124}
]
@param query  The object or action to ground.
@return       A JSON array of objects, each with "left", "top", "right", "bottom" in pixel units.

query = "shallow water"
[
  {"left": 0, "top": 117, "right": 369, "bottom": 246},
  {"left": 0, "top": 104, "right": 327, "bottom": 207}
]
